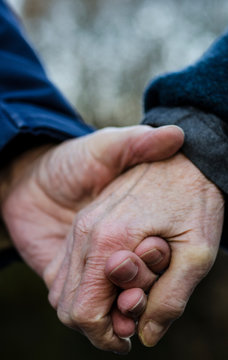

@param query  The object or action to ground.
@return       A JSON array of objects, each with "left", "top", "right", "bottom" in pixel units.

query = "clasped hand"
[{"left": 0, "top": 125, "right": 224, "bottom": 353}]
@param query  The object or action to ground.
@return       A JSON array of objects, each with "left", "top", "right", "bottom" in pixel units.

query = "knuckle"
[
  {"left": 197, "top": 249, "right": 214, "bottom": 269},
  {"left": 158, "top": 298, "right": 186, "bottom": 320},
  {"left": 184, "top": 245, "right": 215, "bottom": 274},
  {"left": 69, "top": 307, "right": 82, "bottom": 325},
  {"left": 57, "top": 306, "right": 72, "bottom": 328},
  {"left": 69, "top": 304, "right": 85, "bottom": 325},
  {"left": 70, "top": 306, "right": 101, "bottom": 330},
  {"left": 73, "top": 210, "right": 95, "bottom": 239},
  {"left": 74, "top": 212, "right": 90, "bottom": 235},
  {"left": 92, "top": 223, "right": 111, "bottom": 243},
  {"left": 48, "top": 290, "right": 58, "bottom": 310},
  {"left": 70, "top": 305, "right": 130, "bottom": 353},
  {"left": 43, "top": 268, "right": 54, "bottom": 289},
  {"left": 91, "top": 223, "right": 125, "bottom": 254}
]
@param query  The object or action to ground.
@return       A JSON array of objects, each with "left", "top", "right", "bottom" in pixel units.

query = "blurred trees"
[{"left": 8, "top": 0, "right": 228, "bottom": 127}]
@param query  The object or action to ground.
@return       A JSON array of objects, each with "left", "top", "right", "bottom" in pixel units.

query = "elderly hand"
[
  {"left": 47, "top": 153, "right": 224, "bottom": 353},
  {"left": 0, "top": 125, "right": 183, "bottom": 350},
  {"left": 0, "top": 125, "right": 183, "bottom": 275},
  {"left": 105, "top": 153, "right": 225, "bottom": 348}
]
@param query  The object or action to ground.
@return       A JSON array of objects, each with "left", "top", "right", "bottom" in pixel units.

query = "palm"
[{"left": 0, "top": 135, "right": 123, "bottom": 275}]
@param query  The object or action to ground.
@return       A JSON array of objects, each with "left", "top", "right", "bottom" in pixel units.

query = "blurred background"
[{"left": 1, "top": 0, "right": 228, "bottom": 359}]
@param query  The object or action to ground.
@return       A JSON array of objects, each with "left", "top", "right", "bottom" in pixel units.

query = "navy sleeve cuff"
[{"left": 0, "top": 100, "right": 95, "bottom": 168}]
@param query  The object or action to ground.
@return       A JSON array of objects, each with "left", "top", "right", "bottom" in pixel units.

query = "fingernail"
[
  {"left": 110, "top": 258, "right": 138, "bottom": 283},
  {"left": 141, "top": 249, "right": 164, "bottom": 265},
  {"left": 119, "top": 331, "right": 135, "bottom": 339},
  {"left": 161, "top": 125, "right": 185, "bottom": 137},
  {"left": 140, "top": 321, "right": 163, "bottom": 347},
  {"left": 170, "top": 125, "right": 185, "bottom": 136},
  {"left": 129, "top": 294, "right": 146, "bottom": 315}
]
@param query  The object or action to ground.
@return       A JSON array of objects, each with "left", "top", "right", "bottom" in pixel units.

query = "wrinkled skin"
[
  {"left": 0, "top": 125, "right": 183, "bottom": 352},
  {"left": 46, "top": 153, "right": 224, "bottom": 353},
  {"left": 1, "top": 125, "right": 182, "bottom": 274}
]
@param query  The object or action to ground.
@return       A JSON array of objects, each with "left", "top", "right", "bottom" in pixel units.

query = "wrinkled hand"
[
  {"left": 105, "top": 153, "right": 225, "bottom": 347},
  {"left": 47, "top": 153, "right": 224, "bottom": 353},
  {"left": 0, "top": 125, "right": 183, "bottom": 275},
  {"left": 0, "top": 125, "right": 183, "bottom": 352}
]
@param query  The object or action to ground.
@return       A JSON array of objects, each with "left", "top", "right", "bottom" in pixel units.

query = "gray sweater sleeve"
[{"left": 142, "top": 106, "right": 228, "bottom": 248}]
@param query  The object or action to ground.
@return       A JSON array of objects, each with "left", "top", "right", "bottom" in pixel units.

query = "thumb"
[
  {"left": 38, "top": 125, "right": 184, "bottom": 208},
  {"left": 86, "top": 125, "right": 184, "bottom": 179},
  {"left": 138, "top": 243, "right": 214, "bottom": 347}
]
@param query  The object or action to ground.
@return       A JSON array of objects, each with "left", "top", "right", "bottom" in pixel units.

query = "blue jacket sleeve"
[
  {"left": 0, "top": 0, "right": 95, "bottom": 267},
  {"left": 0, "top": 0, "right": 94, "bottom": 169}
]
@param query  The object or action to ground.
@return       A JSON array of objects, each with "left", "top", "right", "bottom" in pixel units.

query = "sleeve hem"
[{"left": 142, "top": 106, "right": 228, "bottom": 194}]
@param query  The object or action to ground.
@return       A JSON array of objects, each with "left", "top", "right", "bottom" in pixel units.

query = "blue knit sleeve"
[{"left": 144, "top": 29, "right": 228, "bottom": 121}]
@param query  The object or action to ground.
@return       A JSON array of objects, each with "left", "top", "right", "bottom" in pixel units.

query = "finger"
[
  {"left": 86, "top": 125, "right": 184, "bottom": 179},
  {"left": 111, "top": 307, "right": 136, "bottom": 339},
  {"left": 66, "top": 262, "right": 132, "bottom": 354},
  {"left": 134, "top": 236, "right": 171, "bottom": 273},
  {"left": 111, "top": 289, "right": 147, "bottom": 338},
  {"left": 45, "top": 226, "right": 77, "bottom": 309},
  {"left": 117, "top": 288, "right": 147, "bottom": 318},
  {"left": 49, "top": 216, "right": 131, "bottom": 354},
  {"left": 105, "top": 250, "right": 158, "bottom": 291},
  {"left": 138, "top": 244, "right": 213, "bottom": 347},
  {"left": 45, "top": 125, "right": 184, "bottom": 210}
]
